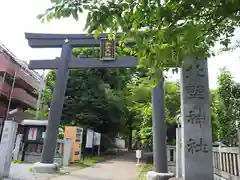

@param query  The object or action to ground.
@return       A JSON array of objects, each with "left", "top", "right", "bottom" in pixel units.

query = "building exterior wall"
[{"left": 0, "top": 43, "right": 41, "bottom": 119}]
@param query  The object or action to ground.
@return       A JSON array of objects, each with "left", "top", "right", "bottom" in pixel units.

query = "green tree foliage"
[
  {"left": 125, "top": 77, "right": 152, "bottom": 148},
  {"left": 218, "top": 39, "right": 240, "bottom": 53},
  {"left": 38, "top": 0, "right": 240, "bottom": 73},
  {"left": 24, "top": 109, "right": 48, "bottom": 120},
  {"left": 42, "top": 48, "right": 133, "bottom": 137},
  {"left": 165, "top": 81, "right": 180, "bottom": 125},
  {"left": 210, "top": 89, "right": 220, "bottom": 142},
  {"left": 215, "top": 68, "right": 240, "bottom": 145},
  {"left": 124, "top": 76, "right": 180, "bottom": 148}
]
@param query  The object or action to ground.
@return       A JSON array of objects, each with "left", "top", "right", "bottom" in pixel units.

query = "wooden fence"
[
  {"left": 167, "top": 145, "right": 176, "bottom": 166},
  {"left": 213, "top": 147, "right": 240, "bottom": 180},
  {"left": 166, "top": 146, "right": 240, "bottom": 180}
]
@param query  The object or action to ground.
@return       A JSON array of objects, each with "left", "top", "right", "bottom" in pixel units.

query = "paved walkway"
[
  {"left": 51, "top": 154, "right": 140, "bottom": 180},
  {"left": 7, "top": 152, "right": 176, "bottom": 180}
]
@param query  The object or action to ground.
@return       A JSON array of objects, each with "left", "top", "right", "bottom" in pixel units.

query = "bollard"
[{"left": 136, "top": 149, "right": 141, "bottom": 166}]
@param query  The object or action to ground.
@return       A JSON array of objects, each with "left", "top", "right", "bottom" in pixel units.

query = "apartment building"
[{"left": 0, "top": 42, "right": 41, "bottom": 123}]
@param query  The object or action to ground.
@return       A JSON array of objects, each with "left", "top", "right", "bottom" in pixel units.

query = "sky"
[{"left": 0, "top": 0, "right": 240, "bottom": 89}]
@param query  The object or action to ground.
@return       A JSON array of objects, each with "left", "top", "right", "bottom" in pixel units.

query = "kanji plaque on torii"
[{"left": 100, "top": 38, "right": 116, "bottom": 60}]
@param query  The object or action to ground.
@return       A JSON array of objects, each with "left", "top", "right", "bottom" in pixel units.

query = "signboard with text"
[
  {"left": 85, "top": 129, "right": 94, "bottom": 148},
  {"left": 28, "top": 128, "right": 38, "bottom": 140},
  {"left": 93, "top": 132, "right": 101, "bottom": 146}
]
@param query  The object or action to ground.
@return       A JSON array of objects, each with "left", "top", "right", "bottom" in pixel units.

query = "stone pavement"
[{"left": 50, "top": 153, "right": 140, "bottom": 180}]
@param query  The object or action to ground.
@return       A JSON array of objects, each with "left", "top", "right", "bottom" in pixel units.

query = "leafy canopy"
[
  {"left": 38, "top": 0, "right": 240, "bottom": 73},
  {"left": 124, "top": 75, "right": 180, "bottom": 146},
  {"left": 214, "top": 67, "right": 240, "bottom": 144},
  {"left": 41, "top": 48, "right": 134, "bottom": 136}
]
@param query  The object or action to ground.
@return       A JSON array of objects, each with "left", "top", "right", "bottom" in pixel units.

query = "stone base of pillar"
[
  {"left": 146, "top": 171, "right": 175, "bottom": 180},
  {"left": 33, "top": 162, "right": 59, "bottom": 173}
]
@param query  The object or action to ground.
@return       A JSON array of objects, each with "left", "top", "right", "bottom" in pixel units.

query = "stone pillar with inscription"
[
  {"left": 0, "top": 120, "right": 18, "bottom": 177},
  {"left": 180, "top": 57, "right": 213, "bottom": 180}
]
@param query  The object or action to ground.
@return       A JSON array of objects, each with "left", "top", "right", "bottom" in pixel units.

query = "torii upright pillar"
[
  {"left": 41, "top": 42, "right": 71, "bottom": 163},
  {"left": 33, "top": 42, "right": 72, "bottom": 172}
]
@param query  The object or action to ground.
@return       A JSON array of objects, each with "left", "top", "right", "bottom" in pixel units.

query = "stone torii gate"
[{"left": 25, "top": 33, "right": 169, "bottom": 175}]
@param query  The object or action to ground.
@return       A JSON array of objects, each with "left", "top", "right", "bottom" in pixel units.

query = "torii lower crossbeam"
[{"left": 28, "top": 56, "right": 137, "bottom": 70}]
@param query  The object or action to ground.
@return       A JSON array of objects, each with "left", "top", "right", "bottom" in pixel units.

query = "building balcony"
[
  {"left": 12, "top": 88, "right": 37, "bottom": 109},
  {"left": 0, "top": 82, "right": 37, "bottom": 109},
  {"left": 1, "top": 49, "right": 40, "bottom": 93},
  {"left": 16, "top": 70, "right": 40, "bottom": 93},
  {"left": 0, "top": 82, "right": 11, "bottom": 97}
]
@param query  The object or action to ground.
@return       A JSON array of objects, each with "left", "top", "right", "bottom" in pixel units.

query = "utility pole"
[{"left": 35, "top": 70, "right": 45, "bottom": 119}]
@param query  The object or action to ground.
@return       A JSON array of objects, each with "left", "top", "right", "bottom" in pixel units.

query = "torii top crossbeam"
[{"left": 25, "top": 32, "right": 124, "bottom": 48}]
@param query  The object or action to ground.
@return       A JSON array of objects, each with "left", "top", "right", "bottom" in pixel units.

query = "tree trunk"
[{"left": 128, "top": 127, "right": 132, "bottom": 150}]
